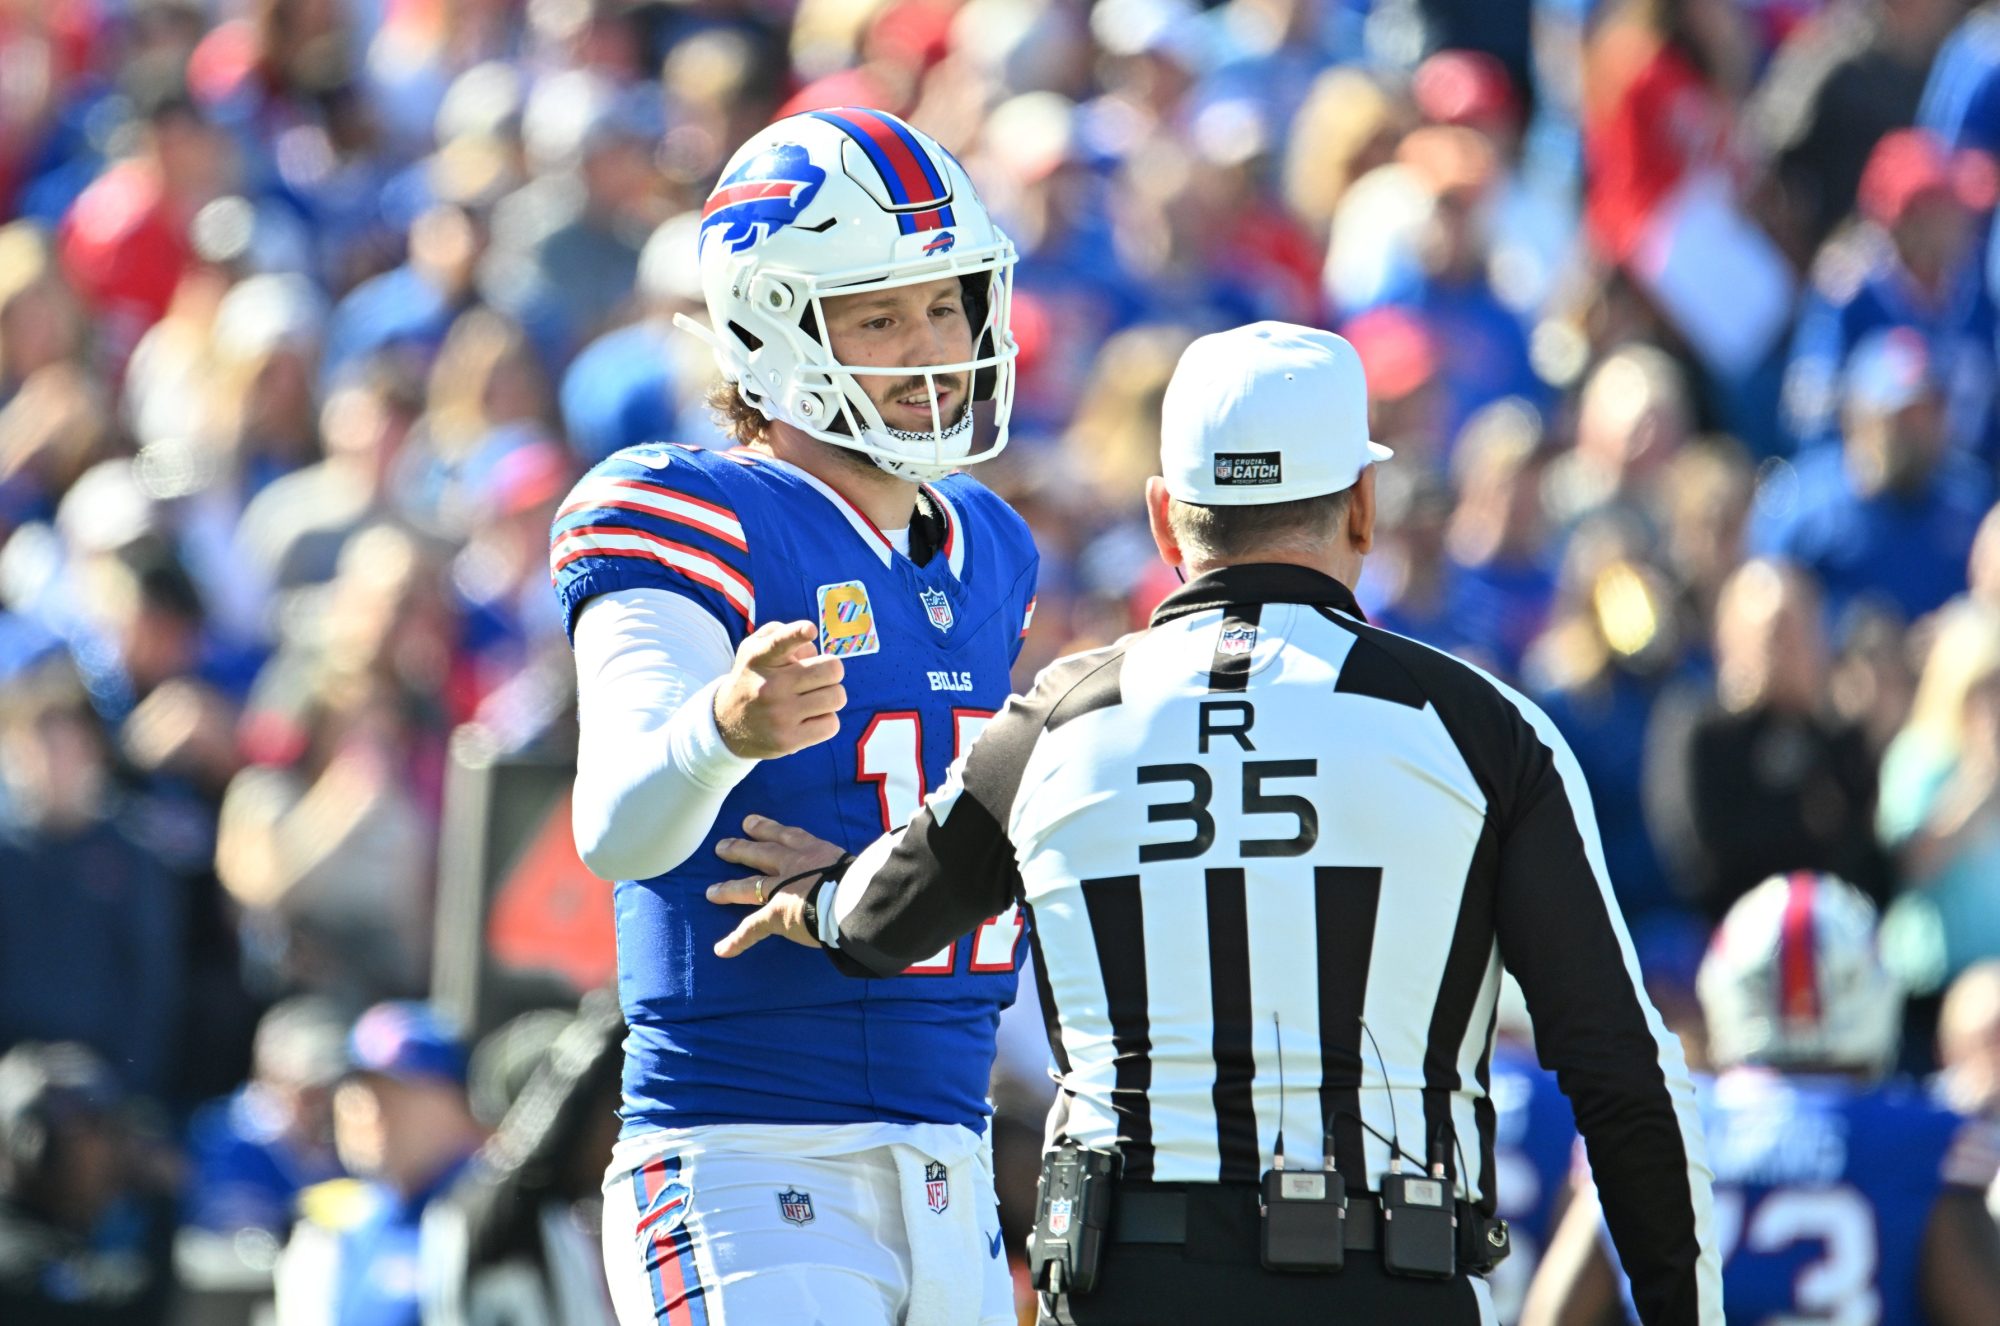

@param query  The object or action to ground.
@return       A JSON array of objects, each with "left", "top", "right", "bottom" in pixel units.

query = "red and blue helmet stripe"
[{"left": 808, "top": 107, "right": 958, "bottom": 234}]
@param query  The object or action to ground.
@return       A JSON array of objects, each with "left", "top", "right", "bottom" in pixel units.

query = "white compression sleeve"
[{"left": 570, "top": 587, "right": 757, "bottom": 882}]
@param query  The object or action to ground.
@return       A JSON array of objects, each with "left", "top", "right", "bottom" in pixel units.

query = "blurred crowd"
[{"left": 12, "top": 0, "right": 2000, "bottom": 1319}]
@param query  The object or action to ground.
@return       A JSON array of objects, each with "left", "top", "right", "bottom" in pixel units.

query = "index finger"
[{"left": 740, "top": 620, "right": 819, "bottom": 671}]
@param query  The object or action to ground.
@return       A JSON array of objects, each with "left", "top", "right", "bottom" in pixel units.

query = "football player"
[
  {"left": 1522, "top": 872, "right": 2000, "bottom": 1326},
  {"left": 551, "top": 109, "right": 1037, "bottom": 1325},
  {"left": 1485, "top": 993, "right": 1581, "bottom": 1326}
]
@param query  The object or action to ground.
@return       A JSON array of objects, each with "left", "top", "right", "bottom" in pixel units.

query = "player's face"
[{"left": 822, "top": 277, "right": 975, "bottom": 435}]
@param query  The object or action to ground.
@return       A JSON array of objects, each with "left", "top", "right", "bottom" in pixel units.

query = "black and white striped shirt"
[{"left": 819, "top": 564, "right": 1721, "bottom": 1326}]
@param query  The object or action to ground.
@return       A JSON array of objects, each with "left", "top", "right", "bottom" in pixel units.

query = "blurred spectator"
[
  {"left": 980, "top": 91, "right": 1150, "bottom": 432},
  {"left": 1782, "top": 129, "right": 1999, "bottom": 457},
  {"left": 1358, "top": 467, "right": 1471, "bottom": 653},
  {"left": 1526, "top": 529, "right": 1688, "bottom": 926},
  {"left": 0, "top": 362, "right": 116, "bottom": 541},
  {"left": 397, "top": 308, "right": 554, "bottom": 538},
  {"left": 1882, "top": 601, "right": 2000, "bottom": 853},
  {"left": 0, "top": 223, "right": 86, "bottom": 402},
  {"left": 1344, "top": 305, "right": 1450, "bottom": 467},
  {"left": 1646, "top": 558, "right": 1892, "bottom": 918},
  {"left": 451, "top": 437, "right": 575, "bottom": 746},
  {"left": 1545, "top": 341, "right": 1693, "bottom": 545},
  {"left": 1755, "top": 327, "right": 1992, "bottom": 623},
  {"left": 1935, "top": 958, "right": 2000, "bottom": 1117},
  {"left": 319, "top": 203, "right": 488, "bottom": 392},
  {"left": 1659, "top": 438, "right": 1757, "bottom": 631},
  {"left": 423, "top": 992, "right": 623, "bottom": 1326},
  {"left": 275, "top": 1002, "right": 483, "bottom": 1326},
  {"left": 1583, "top": 0, "right": 1750, "bottom": 266},
  {"left": 1919, "top": 0, "right": 2000, "bottom": 154},
  {"left": 1282, "top": 68, "right": 1410, "bottom": 245},
  {"left": 483, "top": 70, "right": 665, "bottom": 361},
  {"left": 1879, "top": 610, "right": 2000, "bottom": 996},
  {"left": 235, "top": 355, "right": 427, "bottom": 601},
  {"left": 217, "top": 530, "right": 453, "bottom": 1002},
  {"left": 558, "top": 213, "right": 698, "bottom": 467},
  {"left": 182, "top": 997, "right": 347, "bottom": 1237},
  {"left": 56, "top": 62, "right": 231, "bottom": 372},
  {"left": 0, "top": 662, "right": 185, "bottom": 1097},
  {"left": 1442, "top": 398, "right": 1556, "bottom": 676},
  {"left": 1749, "top": 0, "right": 1963, "bottom": 263},
  {"left": 1365, "top": 125, "right": 1552, "bottom": 442},
  {"left": 0, "top": 1043, "right": 176, "bottom": 1326},
  {"left": 1411, "top": 48, "right": 1575, "bottom": 318}
]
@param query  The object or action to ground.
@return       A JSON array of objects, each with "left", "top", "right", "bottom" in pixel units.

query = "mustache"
[{"left": 882, "top": 373, "right": 969, "bottom": 402}]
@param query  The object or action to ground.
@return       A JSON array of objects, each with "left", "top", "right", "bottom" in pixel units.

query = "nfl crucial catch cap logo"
[
  {"left": 1162, "top": 322, "right": 1392, "bottom": 507},
  {"left": 817, "top": 580, "right": 881, "bottom": 657}
]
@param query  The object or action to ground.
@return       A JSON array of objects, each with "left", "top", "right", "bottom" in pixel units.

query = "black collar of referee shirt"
[{"left": 1149, "top": 563, "right": 1369, "bottom": 626}]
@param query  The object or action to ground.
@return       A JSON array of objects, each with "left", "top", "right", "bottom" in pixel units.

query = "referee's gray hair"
[{"left": 1167, "top": 487, "right": 1353, "bottom": 562}]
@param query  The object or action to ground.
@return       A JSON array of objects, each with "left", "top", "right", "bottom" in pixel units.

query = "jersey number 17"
[{"left": 856, "top": 710, "right": 1025, "bottom": 975}]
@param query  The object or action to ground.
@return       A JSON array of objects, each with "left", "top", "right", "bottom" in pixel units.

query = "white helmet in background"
[
  {"left": 1697, "top": 871, "right": 1902, "bottom": 1075},
  {"left": 675, "top": 107, "right": 1019, "bottom": 482}
]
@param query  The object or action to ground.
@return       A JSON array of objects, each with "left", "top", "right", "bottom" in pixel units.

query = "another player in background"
[
  {"left": 1486, "top": 983, "right": 1581, "bottom": 1326},
  {"left": 551, "top": 108, "right": 1037, "bottom": 1326},
  {"left": 1522, "top": 871, "right": 2000, "bottom": 1326}
]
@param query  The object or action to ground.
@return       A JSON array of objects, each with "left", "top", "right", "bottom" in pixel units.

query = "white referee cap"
[{"left": 1160, "top": 321, "right": 1393, "bottom": 506}]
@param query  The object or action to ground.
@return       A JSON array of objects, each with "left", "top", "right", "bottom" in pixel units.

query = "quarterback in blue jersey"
[
  {"left": 552, "top": 108, "right": 1037, "bottom": 1325},
  {"left": 1524, "top": 872, "right": 2000, "bottom": 1326}
]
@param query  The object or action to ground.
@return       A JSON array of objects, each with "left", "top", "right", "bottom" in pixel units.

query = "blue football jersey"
[
  {"left": 1486, "top": 1040, "right": 1577, "bottom": 1326},
  {"left": 1687, "top": 1069, "right": 1984, "bottom": 1325},
  {"left": 552, "top": 442, "right": 1040, "bottom": 1135}
]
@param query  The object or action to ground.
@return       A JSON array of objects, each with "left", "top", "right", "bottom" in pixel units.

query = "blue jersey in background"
[
  {"left": 552, "top": 443, "right": 1039, "bottom": 1137},
  {"left": 1608, "top": 1067, "right": 1993, "bottom": 1324},
  {"left": 1487, "top": 1040, "right": 1578, "bottom": 1325}
]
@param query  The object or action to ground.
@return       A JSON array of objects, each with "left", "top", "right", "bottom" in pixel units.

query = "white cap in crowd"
[{"left": 1159, "top": 321, "right": 1392, "bottom": 507}]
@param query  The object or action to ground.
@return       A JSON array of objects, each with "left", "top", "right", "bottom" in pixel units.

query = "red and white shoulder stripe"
[
  {"left": 549, "top": 525, "right": 756, "bottom": 624},
  {"left": 556, "top": 476, "right": 748, "bottom": 552}
]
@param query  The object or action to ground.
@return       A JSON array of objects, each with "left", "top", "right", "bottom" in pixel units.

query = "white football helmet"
[
  {"left": 1697, "top": 871, "right": 1902, "bottom": 1075},
  {"left": 675, "top": 107, "right": 1019, "bottom": 482}
]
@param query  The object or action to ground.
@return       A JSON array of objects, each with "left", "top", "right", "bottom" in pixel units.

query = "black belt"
[{"left": 1112, "top": 1187, "right": 1383, "bottom": 1252}]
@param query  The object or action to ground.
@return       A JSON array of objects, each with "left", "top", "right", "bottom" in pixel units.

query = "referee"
[{"left": 709, "top": 322, "right": 1722, "bottom": 1325}]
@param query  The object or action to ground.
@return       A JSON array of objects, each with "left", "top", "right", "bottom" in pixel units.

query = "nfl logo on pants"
[
  {"left": 1048, "top": 1197, "right": 1072, "bottom": 1236},
  {"left": 778, "top": 1188, "right": 815, "bottom": 1226},
  {"left": 925, "top": 1161, "right": 950, "bottom": 1214}
]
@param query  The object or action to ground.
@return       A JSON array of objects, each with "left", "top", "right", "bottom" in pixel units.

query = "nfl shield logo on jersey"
[
  {"left": 1048, "top": 1197, "right": 1072, "bottom": 1236},
  {"left": 777, "top": 1188, "right": 815, "bottom": 1226},
  {"left": 920, "top": 587, "right": 954, "bottom": 634},
  {"left": 925, "top": 1161, "right": 950, "bottom": 1214},
  {"left": 1219, "top": 624, "right": 1257, "bottom": 656}
]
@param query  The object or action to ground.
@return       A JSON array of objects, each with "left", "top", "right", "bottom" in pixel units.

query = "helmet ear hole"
[
  {"left": 727, "top": 321, "right": 764, "bottom": 354},
  {"left": 962, "top": 274, "right": 996, "bottom": 400}
]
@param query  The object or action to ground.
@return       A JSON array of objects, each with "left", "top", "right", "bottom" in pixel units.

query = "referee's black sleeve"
[
  {"left": 1349, "top": 620, "right": 1721, "bottom": 1326},
  {"left": 824, "top": 646, "right": 1122, "bottom": 979},
  {"left": 1470, "top": 699, "right": 1716, "bottom": 1326}
]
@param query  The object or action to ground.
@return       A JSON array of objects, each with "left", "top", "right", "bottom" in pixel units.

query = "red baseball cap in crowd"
[
  {"left": 1340, "top": 307, "right": 1439, "bottom": 404},
  {"left": 1858, "top": 129, "right": 1999, "bottom": 228},
  {"left": 1412, "top": 50, "right": 1521, "bottom": 133}
]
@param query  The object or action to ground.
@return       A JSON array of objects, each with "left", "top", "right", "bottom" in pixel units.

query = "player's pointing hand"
[{"left": 714, "top": 621, "right": 846, "bottom": 760}]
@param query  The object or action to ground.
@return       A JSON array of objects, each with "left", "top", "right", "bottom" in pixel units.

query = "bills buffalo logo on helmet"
[
  {"left": 922, "top": 231, "right": 956, "bottom": 255},
  {"left": 701, "top": 143, "right": 827, "bottom": 254}
]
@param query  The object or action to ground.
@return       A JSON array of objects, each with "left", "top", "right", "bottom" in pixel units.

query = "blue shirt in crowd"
[
  {"left": 1750, "top": 444, "right": 1990, "bottom": 623},
  {"left": 0, "top": 817, "right": 185, "bottom": 1097},
  {"left": 1782, "top": 232, "right": 1999, "bottom": 460},
  {"left": 559, "top": 320, "right": 680, "bottom": 467}
]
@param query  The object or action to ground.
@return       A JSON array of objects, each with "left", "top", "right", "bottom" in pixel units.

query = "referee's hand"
[
  {"left": 713, "top": 621, "right": 847, "bottom": 760},
  {"left": 709, "top": 815, "right": 844, "bottom": 956}
]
